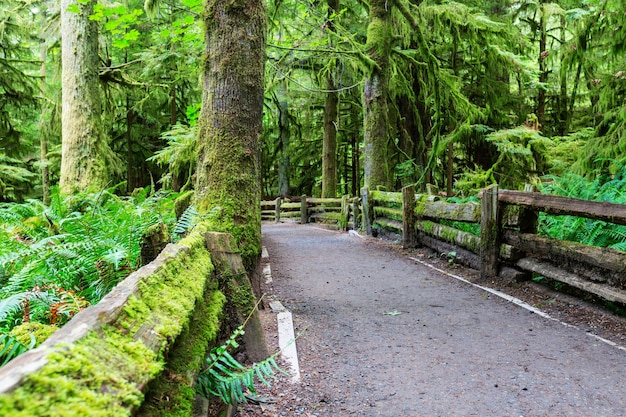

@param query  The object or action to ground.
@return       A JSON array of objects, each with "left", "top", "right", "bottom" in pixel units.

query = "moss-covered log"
[
  {"left": 419, "top": 201, "right": 480, "bottom": 223},
  {"left": 0, "top": 232, "right": 219, "bottom": 416},
  {"left": 373, "top": 206, "right": 403, "bottom": 221}
]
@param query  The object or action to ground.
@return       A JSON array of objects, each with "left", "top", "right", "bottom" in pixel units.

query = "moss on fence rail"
[{"left": 0, "top": 230, "right": 246, "bottom": 417}]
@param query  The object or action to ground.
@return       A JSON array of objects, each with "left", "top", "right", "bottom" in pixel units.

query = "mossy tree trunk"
[
  {"left": 277, "top": 97, "right": 290, "bottom": 197},
  {"left": 38, "top": 10, "right": 50, "bottom": 206},
  {"left": 322, "top": 80, "right": 338, "bottom": 198},
  {"left": 321, "top": 0, "right": 339, "bottom": 198},
  {"left": 363, "top": 0, "right": 394, "bottom": 191},
  {"left": 195, "top": 0, "right": 266, "bottom": 266},
  {"left": 60, "top": 0, "right": 114, "bottom": 194}
]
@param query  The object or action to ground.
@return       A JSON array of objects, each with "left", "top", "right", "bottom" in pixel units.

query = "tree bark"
[
  {"left": 38, "top": 10, "right": 50, "bottom": 205},
  {"left": 195, "top": 0, "right": 266, "bottom": 266},
  {"left": 536, "top": 2, "right": 547, "bottom": 129},
  {"left": 363, "top": 0, "right": 393, "bottom": 190},
  {"left": 321, "top": 0, "right": 340, "bottom": 198},
  {"left": 277, "top": 98, "right": 290, "bottom": 196},
  {"left": 60, "top": 0, "right": 114, "bottom": 193}
]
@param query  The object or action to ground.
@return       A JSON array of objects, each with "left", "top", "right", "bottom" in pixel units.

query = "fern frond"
[
  {"left": 0, "top": 333, "right": 35, "bottom": 367},
  {"left": 196, "top": 351, "right": 284, "bottom": 405}
]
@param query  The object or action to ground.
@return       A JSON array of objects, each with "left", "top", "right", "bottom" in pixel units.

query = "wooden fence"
[
  {"left": 360, "top": 184, "right": 626, "bottom": 305},
  {"left": 262, "top": 195, "right": 360, "bottom": 230}
]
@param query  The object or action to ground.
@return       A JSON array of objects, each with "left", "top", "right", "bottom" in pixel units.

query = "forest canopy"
[{"left": 0, "top": 0, "right": 625, "bottom": 201}]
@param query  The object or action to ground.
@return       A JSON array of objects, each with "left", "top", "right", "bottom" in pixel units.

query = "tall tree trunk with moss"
[
  {"left": 39, "top": 10, "right": 50, "bottom": 205},
  {"left": 321, "top": 0, "right": 339, "bottom": 198},
  {"left": 363, "top": 0, "right": 393, "bottom": 190},
  {"left": 60, "top": 0, "right": 113, "bottom": 194},
  {"left": 195, "top": 0, "right": 266, "bottom": 265},
  {"left": 277, "top": 98, "right": 290, "bottom": 196},
  {"left": 536, "top": 1, "right": 548, "bottom": 129}
]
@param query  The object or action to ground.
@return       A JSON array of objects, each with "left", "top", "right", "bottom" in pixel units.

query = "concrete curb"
[{"left": 261, "top": 246, "right": 301, "bottom": 382}]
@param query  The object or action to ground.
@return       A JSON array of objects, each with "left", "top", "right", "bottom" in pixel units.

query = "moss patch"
[
  {"left": 119, "top": 232, "right": 214, "bottom": 341},
  {"left": 10, "top": 322, "right": 59, "bottom": 347},
  {"left": 0, "top": 330, "right": 161, "bottom": 417},
  {"left": 138, "top": 289, "right": 226, "bottom": 417}
]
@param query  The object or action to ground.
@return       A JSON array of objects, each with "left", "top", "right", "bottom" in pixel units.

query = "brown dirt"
[{"left": 234, "top": 223, "right": 626, "bottom": 417}]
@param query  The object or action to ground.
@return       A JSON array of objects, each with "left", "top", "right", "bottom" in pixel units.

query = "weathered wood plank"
[
  {"left": 371, "top": 190, "right": 403, "bottom": 205},
  {"left": 417, "top": 233, "right": 481, "bottom": 270},
  {"left": 420, "top": 201, "right": 480, "bottom": 223},
  {"left": 502, "top": 230, "right": 626, "bottom": 285},
  {"left": 307, "top": 197, "right": 343, "bottom": 204},
  {"left": 373, "top": 206, "right": 403, "bottom": 221},
  {"left": 499, "top": 190, "right": 626, "bottom": 226},
  {"left": 403, "top": 185, "right": 417, "bottom": 248},
  {"left": 416, "top": 220, "right": 481, "bottom": 254},
  {"left": 280, "top": 202, "right": 301, "bottom": 209},
  {"left": 300, "top": 195, "right": 307, "bottom": 224},
  {"left": 480, "top": 184, "right": 500, "bottom": 278},
  {"left": 516, "top": 257, "right": 626, "bottom": 305},
  {"left": 374, "top": 218, "right": 403, "bottom": 233}
]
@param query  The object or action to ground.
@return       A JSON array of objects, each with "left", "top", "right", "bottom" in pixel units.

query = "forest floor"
[{"left": 236, "top": 223, "right": 626, "bottom": 417}]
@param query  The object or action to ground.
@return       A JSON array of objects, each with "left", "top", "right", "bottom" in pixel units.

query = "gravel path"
[{"left": 239, "top": 223, "right": 626, "bottom": 417}]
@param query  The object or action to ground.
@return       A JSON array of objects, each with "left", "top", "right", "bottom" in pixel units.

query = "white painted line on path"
[
  {"left": 409, "top": 256, "right": 626, "bottom": 352},
  {"left": 261, "top": 246, "right": 269, "bottom": 258},
  {"left": 277, "top": 311, "right": 301, "bottom": 382},
  {"left": 262, "top": 264, "right": 272, "bottom": 284}
]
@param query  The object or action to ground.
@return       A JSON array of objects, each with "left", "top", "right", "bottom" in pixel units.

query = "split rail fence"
[{"left": 264, "top": 185, "right": 626, "bottom": 305}]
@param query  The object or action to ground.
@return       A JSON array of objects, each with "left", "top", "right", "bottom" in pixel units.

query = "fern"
[
  {"left": 196, "top": 326, "right": 285, "bottom": 405},
  {"left": 0, "top": 333, "right": 35, "bottom": 367},
  {"left": 172, "top": 205, "right": 200, "bottom": 240}
]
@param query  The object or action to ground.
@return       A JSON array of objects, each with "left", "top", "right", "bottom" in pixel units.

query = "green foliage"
[
  {"left": 539, "top": 163, "right": 626, "bottom": 251},
  {"left": 196, "top": 325, "right": 284, "bottom": 405},
  {"left": 0, "top": 332, "right": 35, "bottom": 367},
  {"left": 0, "top": 187, "right": 178, "bottom": 332}
]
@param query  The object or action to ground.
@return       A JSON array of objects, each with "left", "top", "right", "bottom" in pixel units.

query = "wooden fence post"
[
  {"left": 275, "top": 197, "right": 282, "bottom": 223},
  {"left": 300, "top": 195, "right": 308, "bottom": 224},
  {"left": 402, "top": 185, "right": 417, "bottom": 248},
  {"left": 361, "top": 187, "right": 372, "bottom": 236},
  {"left": 352, "top": 198, "right": 360, "bottom": 230},
  {"left": 518, "top": 184, "right": 538, "bottom": 233},
  {"left": 341, "top": 195, "right": 349, "bottom": 231},
  {"left": 480, "top": 184, "right": 500, "bottom": 278}
]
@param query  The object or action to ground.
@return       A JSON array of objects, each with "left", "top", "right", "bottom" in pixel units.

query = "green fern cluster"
[
  {"left": 0, "top": 333, "right": 34, "bottom": 367},
  {"left": 0, "top": 187, "right": 178, "bottom": 333},
  {"left": 539, "top": 163, "right": 626, "bottom": 251}
]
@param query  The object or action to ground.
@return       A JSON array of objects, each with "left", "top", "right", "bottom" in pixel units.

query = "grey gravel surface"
[{"left": 243, "top": 223, "right": 626, "bottom": 417}]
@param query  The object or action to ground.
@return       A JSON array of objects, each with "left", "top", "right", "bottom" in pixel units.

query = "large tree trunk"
[
  {"left": 322, "top": 79, "right": 338, "bottom": 197},
  {"left": 321, "top": 0, "right": 339, "bottom": 198},
  {"left": 362, "top": 0, "right": 393, "bottom": 191},
  {"left": 195, "top": 0, "right": 266, "bottom": 266},
  {"left": 60, "top": 0, "right": 113, "bottom": 194},
  {"left": 38, "top": 11, "right": 50, "bottom": 205},
  {"left": 536, "top": 2, "right": 548, "bottom": 129},
  {"left": 277, "top": 98, "right": 290, "bottom": 197}
]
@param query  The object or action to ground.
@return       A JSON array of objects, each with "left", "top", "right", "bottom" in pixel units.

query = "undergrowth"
[
  {"left": 0, "top": 186, "right": 179, "bottom": 338},
  {"left": 538, "top": 161, "right": 626, "bottom": 251}
]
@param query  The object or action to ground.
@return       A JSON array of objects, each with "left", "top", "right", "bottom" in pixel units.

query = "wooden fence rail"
[
  {"left": 358, "top": 185, "right": 626, "bottom": 306},
  {"left": 262, "top": 195, "right": 359, "bottom": 230}
]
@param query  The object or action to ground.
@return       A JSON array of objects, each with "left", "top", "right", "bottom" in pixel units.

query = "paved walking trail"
[{"left": 259, "top": 223, "right": 626, "bottom": 417}]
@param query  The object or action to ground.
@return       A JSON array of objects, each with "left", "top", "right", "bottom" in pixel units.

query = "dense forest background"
[
  {"left": 2, "top": 0, "right": 626, "bottom": 362},
  {"left": 1, "top": 0, "right": 625, "bottom": 202}
]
